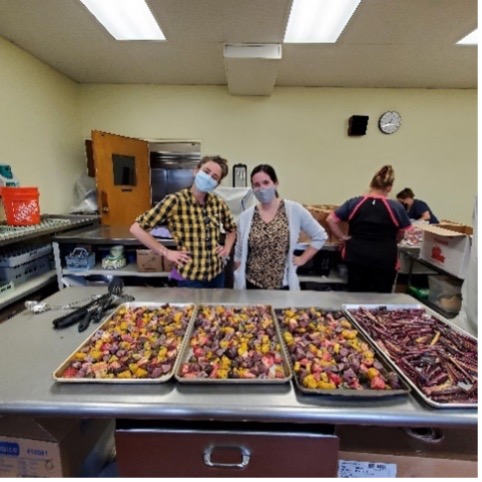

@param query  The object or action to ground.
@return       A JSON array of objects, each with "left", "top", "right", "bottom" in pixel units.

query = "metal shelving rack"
[{"left": 0, "top": 215, "right": 98, "bottom": 312}]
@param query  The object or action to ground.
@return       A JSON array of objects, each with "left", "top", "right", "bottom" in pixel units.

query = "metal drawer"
[{"left": 116, "top": 420, "right": 339, "bottom": 477}]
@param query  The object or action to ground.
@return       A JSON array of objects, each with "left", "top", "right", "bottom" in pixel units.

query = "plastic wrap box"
[
  {"left": 419, "top": 224, "right": 472, "bottom": 279},
  {"left": 0, "top": 417, "right": 113, "bottom": 477}
]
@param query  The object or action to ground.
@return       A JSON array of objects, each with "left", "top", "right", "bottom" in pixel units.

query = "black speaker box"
[{"left": 348, "top": 115, "right": 369, "bottom": 136}]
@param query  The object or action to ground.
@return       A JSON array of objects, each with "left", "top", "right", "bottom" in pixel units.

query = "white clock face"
[{"left": 379, "top": 111, "right": 402, "bottom": 134}]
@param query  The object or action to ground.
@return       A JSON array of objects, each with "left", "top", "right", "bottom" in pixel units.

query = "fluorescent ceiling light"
[
  {"left": 224, "top": 44, "right": 282, "bottom": 60},
  {"left": 284, "top": 0, "right": 361, "bottom": 43},
  {"left": 80, "top": 0, "right": 165, "bottom": 41},
  {"left": 456, "top": 29, "right": 478, "bottom": 45}
]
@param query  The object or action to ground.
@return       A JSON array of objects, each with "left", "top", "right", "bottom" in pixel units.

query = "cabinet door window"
[{"left": 113, "top": 154, "right": 136, "bottom": 186}]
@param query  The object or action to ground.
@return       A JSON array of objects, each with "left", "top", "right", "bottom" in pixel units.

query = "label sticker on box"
[
  {"left": 339, "top": 460, "right": 397, "bottom": 478},
  {"left": 0, "top": 437, "right": 61, "bottom": 477}
]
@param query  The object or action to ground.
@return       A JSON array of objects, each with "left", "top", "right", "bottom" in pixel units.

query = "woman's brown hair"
[
  {"left": 370, "top": 165, "right": 395, "bottom": 190},
  {"left": 198, "top": 155, "right": 229, "bottom": 180}
]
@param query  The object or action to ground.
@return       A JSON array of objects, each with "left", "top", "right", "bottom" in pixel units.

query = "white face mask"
[
  {"left": 194, "top": 170, "right": 218, "bottom": 193},
  {"left": 254, "top": 186, "right": 276, "bottom": 204}
]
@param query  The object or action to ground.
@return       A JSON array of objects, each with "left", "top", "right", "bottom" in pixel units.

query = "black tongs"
[{"left": 52, "top": 278, "right": 125, "bottom": 332}]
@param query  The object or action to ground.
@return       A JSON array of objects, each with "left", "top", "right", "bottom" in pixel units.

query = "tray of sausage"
[
  {"left": 53, "top": 303, "right": 196, "bottom": 383},
  {"left": 275, "top": 307, "right": 410, "bottom": 397},
  {"left": 175, "top": 304, "right": 292, "bottom": 383},
  {"left": 342, "top": 304, "right": 477, "bottom": 408}
]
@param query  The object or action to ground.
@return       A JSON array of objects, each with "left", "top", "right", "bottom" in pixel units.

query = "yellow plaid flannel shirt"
[{"left": 135, "top": 188, "right": 236, "bottom": 281}]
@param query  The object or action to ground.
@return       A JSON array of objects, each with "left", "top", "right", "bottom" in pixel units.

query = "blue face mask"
[
  {"left": 254, "top": 186, "right": 277, "bottom": 204},
  {"left": 194, "top": 170, "right": 218, "bottom": 193}
]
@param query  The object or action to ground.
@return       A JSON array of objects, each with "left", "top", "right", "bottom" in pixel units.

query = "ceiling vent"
[{"left": 223, "top": 44, "right": 282, "bottom": 96}]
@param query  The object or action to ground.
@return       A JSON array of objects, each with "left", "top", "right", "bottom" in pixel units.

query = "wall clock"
[{"left": 378, "top": 111, "right": 402, "bottom": 134}]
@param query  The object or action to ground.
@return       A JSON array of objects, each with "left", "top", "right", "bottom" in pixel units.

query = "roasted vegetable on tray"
[
  {"left": 346, "top": 306, "right": 477, "bottom": 405},
  {"left": 177, "top": 305, "right": 290, "bottom": 382},
  {"left": 276, "top": 307, "right": 404, "bottom": 394},
  {"left": 54, "top": 303, "right": 194, "bottom": 381}
]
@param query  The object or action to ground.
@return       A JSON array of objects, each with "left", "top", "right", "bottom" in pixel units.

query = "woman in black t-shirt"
[{"left": 327, "top": 165, "right": 412, "bottom": 293}]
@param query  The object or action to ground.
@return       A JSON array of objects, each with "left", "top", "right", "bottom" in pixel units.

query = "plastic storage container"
[
  {"left": 65, "top": 247, "right": 96, "bottom": 272},
  {"left": 0, "top": 245, "right": 52, "bottom": 267},
  {"left": 0, "top": 187, "right": 40, "bottom": 225},
  {"left": 0, "top": 255, "right": 52, "bottom": 285},
  {"left": 0, "top": 244, "right": 53, "bottom": 286},
  {"left": 0, "top": 165, "right": 19, "bottom": 187},
  {"left": 428, "top": 275, "right": 462, "bottom": 313}
]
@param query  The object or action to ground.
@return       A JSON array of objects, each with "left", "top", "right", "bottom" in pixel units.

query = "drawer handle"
[{"left": 203, "top": 445, "right": 250, "bottom": 469}]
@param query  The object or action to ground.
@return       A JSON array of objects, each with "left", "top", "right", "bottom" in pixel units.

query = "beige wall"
[
  {"left": 0, "top": 36, "right": 83, "bottom": 215},
  {"left": 1, "top": 33, "right": 477, "bottom": 224},
  {"left": 80, "top": 85, "right": 477, "bottom": 224}
]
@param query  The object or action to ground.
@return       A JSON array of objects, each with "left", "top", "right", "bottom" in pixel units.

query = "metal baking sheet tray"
[
  {"left": 342, "top": 304, "right": 477, "bottom": 409},
  {"left": 275, "top": 307, "right": 411, "bottom": 398},
  {"left": 175, "top": 304, "right": 292, "bottom": 384},
  {"left": 53, "top": 302, "right": 196, "bottom": 383}
]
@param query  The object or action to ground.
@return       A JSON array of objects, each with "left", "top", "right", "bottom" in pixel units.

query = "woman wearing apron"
[{"left": 327, "top": 165, "right": 411, "bottom": 293}]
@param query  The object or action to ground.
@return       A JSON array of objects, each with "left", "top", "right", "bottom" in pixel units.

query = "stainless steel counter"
[{"left": 0, "top": 288, "right": 476, "bottom": 428}]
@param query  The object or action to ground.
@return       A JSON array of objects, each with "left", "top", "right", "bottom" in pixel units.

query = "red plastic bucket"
[{"left": 0, "top": 187, "right": 40, "bottom": 225}]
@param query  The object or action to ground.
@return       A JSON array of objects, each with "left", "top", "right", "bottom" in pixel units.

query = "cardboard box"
[
  {"left": 163, "top": 257, "right": 175, "bottom": 273},
  {"left": 136, "top": 249, "right": 163, "bottom": 272},
  {"left": 337, "top": 425, "right": 477, "bottom": 478},
  {"left": 419, "top": 224, "right": 472, "bottom": 279},
  {"left": 339, "top": 451, "right": 477, "bottom": 478},
  {"left": 302, "top": 204, "right": 348, "bottom": 243},
  {"left": 438, "top": 219, "right": 473, "bottom": 235},
  {"left": 0, "top": 417, "right": 113, "bottom": 477}
]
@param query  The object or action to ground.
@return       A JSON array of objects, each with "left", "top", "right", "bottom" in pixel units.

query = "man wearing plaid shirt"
[{"left": 130, "top": 156, "right": 236, "bottom": 288}]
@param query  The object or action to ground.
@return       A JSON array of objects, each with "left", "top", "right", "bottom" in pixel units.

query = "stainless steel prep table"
[{"left": 0, "top": 287, "right": 476, "bottom": 429}]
